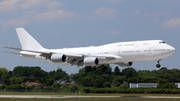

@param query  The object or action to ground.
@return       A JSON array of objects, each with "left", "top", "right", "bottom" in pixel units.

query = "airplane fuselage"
[{"left": 20, "top": 40, "right": 176, "bottom": 66}]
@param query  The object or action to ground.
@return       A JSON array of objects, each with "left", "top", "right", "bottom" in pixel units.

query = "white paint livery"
[{"left": 4, "top": 28, "right": 176, "bottom": 68}]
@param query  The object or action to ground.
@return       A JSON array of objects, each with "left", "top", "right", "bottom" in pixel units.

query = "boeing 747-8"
[{"left": 4, "top": 28, "right": 176, "bottom": 72}]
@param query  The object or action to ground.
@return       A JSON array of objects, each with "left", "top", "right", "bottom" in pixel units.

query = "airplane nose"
[
  {"left": 171, "top": 47, "right": 176, "bottom": 52},
  {"left": 170, "top": 46, "right": 176, "bottom": 54}
]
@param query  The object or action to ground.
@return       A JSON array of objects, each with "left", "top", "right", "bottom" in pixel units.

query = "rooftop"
[{"left": 22, "top": 82, "right": 43, "bottom": 85}]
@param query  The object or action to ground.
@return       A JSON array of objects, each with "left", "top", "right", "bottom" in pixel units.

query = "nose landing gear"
[{"left": 156, "top": 59, "right": 161, "bottom": 68}]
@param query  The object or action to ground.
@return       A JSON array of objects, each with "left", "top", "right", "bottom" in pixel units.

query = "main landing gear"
[{"left": 156, "top": 59, "right": 161, "bottom": 68}]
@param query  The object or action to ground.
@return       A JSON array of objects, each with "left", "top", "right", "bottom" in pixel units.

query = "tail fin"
[{"left": 16, "top": 28, "right": 45, "bottom": 50}]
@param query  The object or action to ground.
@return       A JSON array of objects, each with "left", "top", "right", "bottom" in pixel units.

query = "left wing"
[{"left": 4, "top": 46, "right": 117, "bottom": 67}]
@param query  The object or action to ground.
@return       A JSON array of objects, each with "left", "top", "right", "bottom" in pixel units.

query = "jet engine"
[
  {"left": 118, "top": 62, "right": 133, "bottom": 67},
  {"left": 50, "top": 54, "right": 66, "bottom": 63},
  {"left": 84, "top": 57, "right": 99, "bottom": 66}
]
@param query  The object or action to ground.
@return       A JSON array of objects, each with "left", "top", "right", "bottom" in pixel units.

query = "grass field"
[
  {"left": 0, "top": 92, "right": 180, "bottom": 101},
  {"left": 0, "top": 98, "right": 180, "bottom": 101},
  {"left": 1, "top": 92, "right": 180, "bottom": 96}
]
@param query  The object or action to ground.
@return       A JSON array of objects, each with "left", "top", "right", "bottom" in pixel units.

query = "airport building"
[
  {"left": 22, "top": 82, "right": 43, "bottom": 89},
  {"left": 175, "top": 83, "right": 180, "bottom": 88},
  {"left": 129, "top": 83, "right": 158, "bottom": 88}
]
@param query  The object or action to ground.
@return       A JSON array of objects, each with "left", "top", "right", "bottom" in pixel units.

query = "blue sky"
[{"left": 1, "top": 0, "right": 179, "bottom": 74}]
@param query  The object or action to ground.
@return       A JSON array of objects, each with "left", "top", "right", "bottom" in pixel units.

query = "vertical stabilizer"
[{"left": 16, "top": 28, "right": 45, "bottom": 50}]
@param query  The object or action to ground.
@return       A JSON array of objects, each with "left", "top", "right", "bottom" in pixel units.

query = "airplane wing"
[
  {"left": 65, "top": 55, "right": 117, "bottom": 67},
  {"left": 4, "top": 46, "right": 49, "bottom": 54},
  {"left": 4, "top": 51, "right": 36, "bottom": 57},
  {"left": 4, "top": 46, "right": 117, "bottom": 67}
]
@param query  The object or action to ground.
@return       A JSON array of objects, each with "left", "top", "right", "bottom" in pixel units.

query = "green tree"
[
  {"left": 122, "top": 67, "right": 136, "bottom": 76},
  {"left": 119, "top": 84, "right": 128, "bottom": 89},
  {"left": 35, "top": 80, "right": 41, "bottom": 83},
  {"left": 51, "top": 68, "right": 68, "bottom": 80},
  {"left": 9, "top": 77, "right": 22, "bottom": 85},
  {"left": 61, "top": 77, "right": 70, "bottom": 81},
  {"left": 69, "top": 84, "right": 79, "bottom": 92},
  {"left": 46, "top": 78, "right": 55, "bottom": 86},
  {"left": 0, "top": 84, "right": 7, "bottom": 89},
  {"left": 112, "top": 77, "right": 123, "bottom": 84},
  {"left": 103, "top": 81, "right": 111, "bottom": 88},
  {"left": 115, "top": 82, "right": 121, "bottom": 87},
  {"left": 157, "top": 79, "right": 167, "bottom": 89},
  {"left": 127, "top": 77, "right": 138, "bottom": 83},
  {"left": 80, "top": 77, "right": 94, "bottom": 87},
  {"left": 44, "top": 86, "right": 53, "bottom": 90},
  {"left": 0, "top": 68, "right": 8, "bottom": 73},
  {"left": 12, "top": 66, "right": 48, "bottom": 78},
  {"left": 60, "top": 85, "right": 69, "bottom": 90},
  {"left": 6, "top": 84, "right": 24, "bottom": 90},
  {"left": 53, "top": 83, "right": 61, "bottom": 88},
  {"left": 114, "top": 66, "right": 120, "bottom": 75},
  {"left": 94, "top": 77, "right": 105, "bottom": 88},
  {"left": 126, "top": 70, "right": 134, "bottom": 79}
]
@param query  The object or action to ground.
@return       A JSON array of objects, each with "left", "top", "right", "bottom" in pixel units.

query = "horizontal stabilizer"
[{"left": 4, "top": 51, "right": 21, "bottom": 55}]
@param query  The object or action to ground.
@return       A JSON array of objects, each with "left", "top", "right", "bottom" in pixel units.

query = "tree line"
[
  {"left": 0, "top": 65, "right": 180, "bottom": 93},
  {"left": 71, "top": 65, "right": 178, "bottom": 89}
]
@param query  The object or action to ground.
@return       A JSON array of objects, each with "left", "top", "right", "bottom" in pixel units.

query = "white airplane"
[{"left": 4, "top": 28, "right": 176, "bottom": 72}]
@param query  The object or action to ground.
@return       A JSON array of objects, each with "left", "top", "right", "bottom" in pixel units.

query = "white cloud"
[
  {"left": 161, "top": 18, "right": 180, "bottom": 28},
  {"left": 0, "top": 0, "right": 62, "bottom": 11},
  {"left": 152, "top": 19, "right": 160, "bottom": 23},
  {"left": 35, "top": 10, "right": 77, "bottom": 20},
  {"left": 144, "top": 12, "right": 170, "bottom": 17},
  {"left": 105, "top": 0, "right": 124, "bottom": 2},
  {"left": 133, "top": 9, "right": 143, "bottom": 15},
  {"left": 91, "top": 7, "right": 118, "bottom": 19},
  {"left": 48, "top": 1, "right": 63, "bottom": 10},
  {"left": 103, "top": 30, "right": 122, "bottom": 34},
  {"left": 3, "top": 18, "right": 29, "bottom": 27}
]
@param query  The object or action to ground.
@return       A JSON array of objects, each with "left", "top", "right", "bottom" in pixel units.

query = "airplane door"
[
  {"left": 136, "top": 41, "right": 139, "bottom": 47},
  {"left": 118, "top": 51, "right": 121, "bottom": 56}
]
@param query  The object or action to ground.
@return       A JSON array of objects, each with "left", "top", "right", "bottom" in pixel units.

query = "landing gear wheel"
[
  {"left": 156, "top": 59, "right": 161, "bottom": 68},
  {"left": 156, "top": 64, "right": 161, "bottom": 68}
]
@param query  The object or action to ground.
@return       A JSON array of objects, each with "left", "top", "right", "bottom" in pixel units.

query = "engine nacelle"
[
  {"left": 50, "top": 54, "right": 66, "bottom": 63},
  {"left": 84, "top": 57, "right": 99, "bottom": 66},
  {"left": 118, "top": 62, "right": 133, "bottom": 67}
]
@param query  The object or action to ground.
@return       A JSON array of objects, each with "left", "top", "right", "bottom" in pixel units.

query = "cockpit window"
[{"left": 159, "top": 41, "right": 165, "bottom": 44}]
